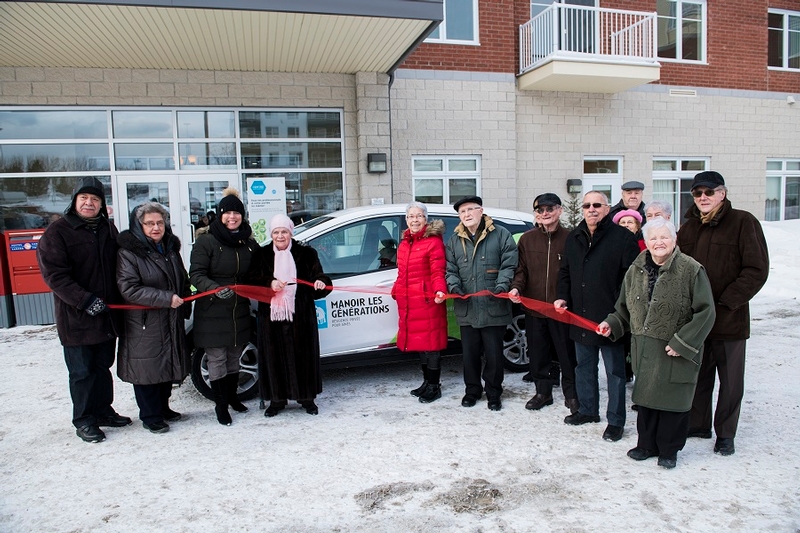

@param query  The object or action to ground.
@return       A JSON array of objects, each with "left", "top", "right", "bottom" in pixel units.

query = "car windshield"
[{"left": 294, "top": 216, "right": 333, "bottom": 237}]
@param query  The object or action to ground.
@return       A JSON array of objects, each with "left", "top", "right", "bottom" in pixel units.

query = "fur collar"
[{"left": 403, "top": 219, "right": 445, "bottom": 241}]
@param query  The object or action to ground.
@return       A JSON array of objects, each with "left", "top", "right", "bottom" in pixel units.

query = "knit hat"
[
  {"left": 217, "top": 188, "right": 245, "bottom": 217},
  {"left": 269, "top": 213, "right": 295, "bottom": 235},
  {"left": 612, "top": 209, "right": 643, "bottom": 225}
]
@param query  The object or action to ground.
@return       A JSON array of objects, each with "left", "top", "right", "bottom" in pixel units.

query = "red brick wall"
[{"left": 400, "top": 0, "right": 799, "bottom": 93}]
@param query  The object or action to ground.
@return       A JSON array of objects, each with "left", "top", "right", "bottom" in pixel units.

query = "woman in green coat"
[{"left": 597, "top": 218, "right": 716, "bottom": 469}]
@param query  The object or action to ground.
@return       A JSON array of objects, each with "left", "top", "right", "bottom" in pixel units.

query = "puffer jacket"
[
  {"left": 392, "top": 220, "right": 448, "bottom": 352},
  {"left": 676, "top": 199, "right": 769, "bottom": 340},
  {"left": 445, "top": 214, "right": 518, "bottom": 328},
  {"left": 511, "top": 223, "right": 568, "bottom": 317},
  {"left": 116, "top": 227, "right": 191, "bottom": 385},
  {"left": 189, "top": 226, "right": 257, "bottom": 348}
]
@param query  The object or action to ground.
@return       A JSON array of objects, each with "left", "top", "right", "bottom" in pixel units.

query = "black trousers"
[
  {"left": 636, "top": 406, "right": 690, "bottom": 459},
  {"left": 524, "top": 315, "right": 577, "bottom": 400},
  {"left": 63, "top": 339, "right": 117, "bottom": 428},
  {"left": 690, "top": 339, "right": 747, "bottom": 439},
  {"left": 133, "top": 382, "right": 173, "bottom": 424},
  {"left": 461, "top": 325, "right": 505, "bottom": 399}
]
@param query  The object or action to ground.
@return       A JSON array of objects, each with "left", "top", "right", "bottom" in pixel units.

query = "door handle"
[{"left": 187, "top": 223, "right": 196, "bottom": 244}]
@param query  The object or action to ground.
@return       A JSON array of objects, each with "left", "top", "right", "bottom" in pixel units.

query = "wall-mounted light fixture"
[
  {"left": 367, "top": 153, "right": 387, "bottom": 174},
  {"left": 788, "top": 95, "right": 796, "bottom": 105},
  {"left": 566, "top": 179, "right": 582, "bottom": 194}
]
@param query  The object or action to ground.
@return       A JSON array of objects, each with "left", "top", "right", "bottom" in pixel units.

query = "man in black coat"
[
  {"left": 555, "top": 191, "right": 640, "bottom": 442},
  {"left": 608, "top": 180, "right": 646, "bottom": 222},
  {"left": 37, "top": 177, "right": 131, "bottom": 443}
]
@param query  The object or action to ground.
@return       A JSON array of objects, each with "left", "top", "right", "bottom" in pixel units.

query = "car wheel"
[
  {"left": 190, "top": 341, "right": 260, "bottom": 401},
  {"left": 503, "top": 313, "right": 528, "bottom": 372}
]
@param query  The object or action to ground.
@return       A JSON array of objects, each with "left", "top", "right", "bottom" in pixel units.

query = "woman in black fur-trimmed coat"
[{"left": 117, "top": 202, "right": 191, "bottom": 433}]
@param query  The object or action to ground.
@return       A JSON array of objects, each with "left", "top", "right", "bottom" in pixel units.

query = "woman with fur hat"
[
  {"left": 116, "top": 202, "right": 191, "bottom": 433},
  {"left": 392, "top": 201, "right": 448, "bottom": 403},
  {"left": 189, "top": 188, "right": 258, "bottom": 425},
  {"left": 252, "top": 213, "right": 332, "bottom": 417}
]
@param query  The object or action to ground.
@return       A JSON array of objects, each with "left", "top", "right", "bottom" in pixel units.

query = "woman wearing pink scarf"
[{"left": 253, "top": 214, "right": 332, "bottom": 417}]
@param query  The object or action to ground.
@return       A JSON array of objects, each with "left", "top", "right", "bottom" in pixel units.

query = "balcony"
[{"left": 518, "top": 4, "right": 660, "bottom": 93}]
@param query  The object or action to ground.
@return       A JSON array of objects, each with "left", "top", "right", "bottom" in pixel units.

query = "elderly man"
[
  {"left": 645, "top": 200, "right": 673, "bottom": 221},
  {"left": 445, "top": 196, "right": 518, "bottom": 411},
  {"left": 37, "top": 177, "right": 131, "bottom": 443},
  {"left": 609, "top": 181, "right": 646, "bottom": 221},
  {"left": 509, "top": 193, "right": 578, "bottom": 414},
  {"left": 555, "top": 191, "right": 640, "bottom": 441},
  {"left": 676, "top": 171, "right": 769, "bottom": 456}
]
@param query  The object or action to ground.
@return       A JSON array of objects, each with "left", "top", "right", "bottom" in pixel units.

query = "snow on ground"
[{"left": 0, "top": 221, "right": 799, "bottom": 533}]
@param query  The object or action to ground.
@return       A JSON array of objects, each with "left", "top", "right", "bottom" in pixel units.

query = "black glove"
[
  {"left": 216, "top": 287, "right": 234, "bottom": 299},
  {"left": 84, "top": 296, "right": 107, "bottom": 316}
]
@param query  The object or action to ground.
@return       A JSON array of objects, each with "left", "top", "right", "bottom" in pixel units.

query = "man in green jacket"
[{"left": 445, "top": 196, "right": 518, "bottom": 411}]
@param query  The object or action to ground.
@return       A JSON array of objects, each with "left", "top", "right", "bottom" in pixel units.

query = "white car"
[{"left": 190, "top": 204, "right": 535, "bottom": 400}]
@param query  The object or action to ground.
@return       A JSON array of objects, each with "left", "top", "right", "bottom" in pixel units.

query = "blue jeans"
[{"left": 574, "top": 342, "right": 626, "bottom": 427}]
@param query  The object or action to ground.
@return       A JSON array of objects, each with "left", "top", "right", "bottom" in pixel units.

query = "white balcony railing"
[{"left": 520, "top": 4, "right": 657, "bottom": 74}]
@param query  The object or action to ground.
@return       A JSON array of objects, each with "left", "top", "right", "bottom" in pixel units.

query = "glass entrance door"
[{"left": 115, "top": 174, "right": 235, "bottom": 269}]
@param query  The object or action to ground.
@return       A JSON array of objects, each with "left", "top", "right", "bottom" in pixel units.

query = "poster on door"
[{"left": 246, "top": 177, "right": 286, "bottom": 245}]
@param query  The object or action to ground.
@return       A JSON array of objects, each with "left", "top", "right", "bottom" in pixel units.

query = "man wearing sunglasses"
[
  {"left": 509, "top": 193, "right": 578, "bottom": 415},
  {"left": 675, "top": 171, "right": 769, "bottom": 457},
  {"left": 554, "top": 191, "right": 640, "bottom": 442}
]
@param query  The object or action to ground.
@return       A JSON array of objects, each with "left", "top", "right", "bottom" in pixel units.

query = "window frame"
[
  {"left": 656, "top": 0, "right": 707, "bottom": 64},
  {"left": 768, "top": 8, "right": 800, "bottom": 71},
  {"left": 652, "top": 157, "right": 709, "bottom": 225},
  {"left": 765, "top": 158, "right": 800, "bottom": 221},
  {"left": 425, "top": 0, "right": 480, "bottom": 46},
  {"left": 411, "top": 155, "right": 481, "bottom": 205}
]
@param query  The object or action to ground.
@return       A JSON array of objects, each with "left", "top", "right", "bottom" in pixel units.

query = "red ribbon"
[{"left": 109, "top": 279, "right": 598, "bottom": 332}]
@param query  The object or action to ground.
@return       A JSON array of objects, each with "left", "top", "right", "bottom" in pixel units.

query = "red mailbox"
[
  {"left": 4, "top": 229, "right": 54, "bottom": 325},
  {"left": 0, "top": 233, "right": 12, "bottom": 328}
]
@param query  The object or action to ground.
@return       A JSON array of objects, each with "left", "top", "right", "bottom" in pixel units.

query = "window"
[
  {"left": 657, "top": 0, "right": 705, "bottom": 62},
  {"left": 306, "top": 217, "right": 401, "bottom": 276},
  {"left": 769, "top": 10, "right": 800, "bottom": 70},
  {"left": 412, "top": 156, "right": 480, "bottom": 205},
  {"left": 426, "top": 0, "right": 478, "bottom": 44},
  {"left": 652, "top": 157, "right": 708, "bottom": 225},
  {"left": 582, "top": 157, "right": 622, "bottom": 205},
  {"left": 765, "top": 159, "right": 800, "bottom": 221}
]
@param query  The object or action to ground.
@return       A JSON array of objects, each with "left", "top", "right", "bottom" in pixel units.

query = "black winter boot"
[
  {"left": 419, "top": 368, "right": 442, "bottom": 403},
  {"left": 225, "top": 374, "right": 249, "bottom": 413},
  {"left": 210, "top": 378, "right": 232, "bottom": 426},
  {"left": 410, "top": 364, "right": 428, "bottom": 397}
]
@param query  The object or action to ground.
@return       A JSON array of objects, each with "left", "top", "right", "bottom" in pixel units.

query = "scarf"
[
  {"left": 700, "top": 202, "right": 724, "bottom": 225},
  {"left": 271, "top": 240, "right": 297, "bottom": 322},
  {"left": 209, "top": 217, "right": 253, "bottom": 247}
]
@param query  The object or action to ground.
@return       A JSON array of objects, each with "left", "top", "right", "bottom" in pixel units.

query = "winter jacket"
[
  {"left": 251, "top": 240, "right": 332, "bottom": 402},
  {"left": 392, "top": 220, "right": 448, "bottom": 352},
  {"left": 445, "top": 214, "right": 518, "bottom": 328},
  {"left": 676, "top": 199, "right": 769, "bottom": 340},
  {"left": 37, "top": 184, "right": 120, "bottom": 347},
  {"left": 116, "top": 228, "right": 191, "bottom": 385},
  {"left": 511, "top": 223, "right": 568, "bottom": 317},
  {"left": 189, "top": 226, "right": 257, "bottom": 348},
  {"left": 604, "top": 248, "right": 716, "bottom": 412},
  {"left": 556, "top": 215, "right": 640, "bottom": 345}
]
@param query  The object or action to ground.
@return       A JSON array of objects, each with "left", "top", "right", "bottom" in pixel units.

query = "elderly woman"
[
  {"left": 190, "top": 188, "right": 257, "bottom": 426},
  {"left": 597, "top": 218, "right": 716, "bottom": 469},
  {"left": 117, "top": 202, "right": 191, "bottom": 434},
  {"left": 392, "top": 201, "right": 448, "bottom": 403},
  {"left": 254, "top": 214, "right": 332, "bottom": 417},
  {"left": 613, "top": 208, "right": 646, "bottom": 251}
]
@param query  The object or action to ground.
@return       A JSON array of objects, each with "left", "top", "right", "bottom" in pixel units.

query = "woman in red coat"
[{"left": 392, "top": 201, "right": 449, "bottom": 403}]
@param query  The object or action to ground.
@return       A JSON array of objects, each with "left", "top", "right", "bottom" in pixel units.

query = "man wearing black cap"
[
  {"left": 676, "top": 171, "right": 769, "bottom": 456},
  {"left": 38, "top": 177, "right": 132, "bottom": 443},
  {"left": 609, "top": 181, "right": 646, "bottom": 221},
  {"left": 509, "top": 193, "right": 578, "bottom": 414},
  {"left": 445, "top": 196, "right": 518, "bottom": 411}
]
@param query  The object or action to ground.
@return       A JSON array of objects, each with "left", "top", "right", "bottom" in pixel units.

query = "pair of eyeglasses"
[
  {"left": 458, "top": 206, "right": 482, "bottom": 215},
  {"left": 406, "top": 214, "right": 426, "bottom": 219},
  {"left": 581, "top": 203, "right": 607, "bottom": 210},
  {"left": 534, "top": 206, "right": 557, "bottom": 214},
  {"left": 691, "top": 188, "right": 718, "bottom": 198},
  {"left": 142, "top": 221, "right": 166, "bottom": 228}
]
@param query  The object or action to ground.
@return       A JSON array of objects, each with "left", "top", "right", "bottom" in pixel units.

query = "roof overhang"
[
  {"left": 0, "top": 1, "right": 443, "bottom": 74},
  {"left": 517, "top": 58, "right": 661, "bottom": 93}
]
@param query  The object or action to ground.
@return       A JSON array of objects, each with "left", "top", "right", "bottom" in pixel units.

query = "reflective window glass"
[
  {"left": 239, "top": 112, "right": 340, "bottom": 139},
  {"left": 0, "top": 144, "right": 110, "bottom": 172},
  {"left": 114, "top": 143, "right": 175, "bottom": 170},
  {"left": 112, "top": 111, "right": 173, "bottom": 139},
  {"left": 177, "top": 111, "right": 235, "bottom": 139},
  {"left": 413, "top": 159, "right": 444, "bottom": 172},
  {"left": 125, "top": 182, "right": 170, "bottom": 220},
  {"left": 0, "top": 111, "right": 108, "bottom": 139},
  {"left": 246, "top": 172, "right": 343, "bottom": 220},
  {"left": 178, "top": 143, "right": 236, "bottom": 169},
  {"left": 241, "top": 142, "right": 341, "bottom": 169}
]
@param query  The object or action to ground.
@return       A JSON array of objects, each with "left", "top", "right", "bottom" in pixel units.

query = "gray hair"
[
  {"left": 136, "top": 201, "right": 170, "bottom": 225},
  {"left": 583, "top": 190, "right": 610, "bottom": 205},
  {"left": 405, "top": 201, "right": 428, "bottom": 219},
  {"left": 646, "top": 200, "right": 673, "bottom": 219},
  {"left": 641, "top": 217, "right": 677, "bottom": 241}
]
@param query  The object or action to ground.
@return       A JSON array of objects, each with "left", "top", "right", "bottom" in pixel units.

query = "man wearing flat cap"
[
  {"left": 609, "top": 181, "right": 646, "bottom": 221},
  {"left": 676, "top": 171, "right": 769, "bottom": 456},
  {"left": 445, "top": 196, "right": 518, "bottom": 411},
  {"left": 509, "top": 193, "right": 579, "bottom": 414}
]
